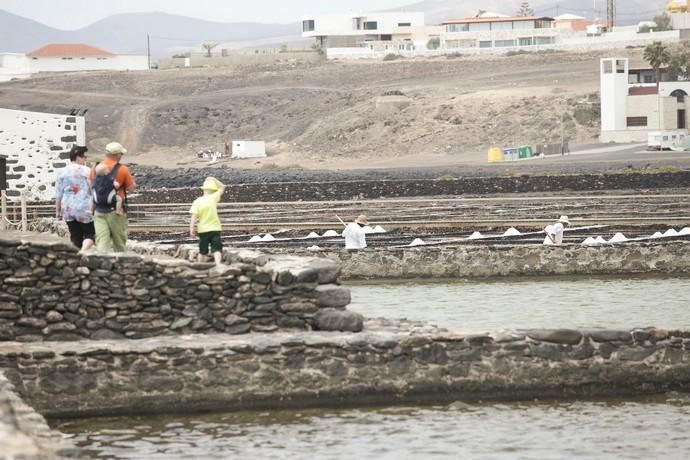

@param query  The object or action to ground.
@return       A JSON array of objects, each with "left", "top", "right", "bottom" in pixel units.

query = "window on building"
[
  {"left": 643, "top": 75, "right": 655, "bottom": 83},
  {"left": 602, "top": 60, "right": 613, "bottom": 74},
  {"left": 492, "top": 21, "right": 513, "bottom": 30},
  {"left": 61, "top": 57, "right": 73, "bottom": 60},
  {"left": 446, "top": 23, "right": 469, "bottom": 32},
  {"left": 363, "top": 21, "right": 378, "bottom": 30},
  {"left": 398, "top": 22, "right": 411, "bottom": 27},
  {"left": 479, "top": 40, "right": 492, "bottom": 48},
  {"left": 380, "top": 34, "right": 392, "bottom": 41},
  {"left": 616, "top": 60, "right": 626, "bottom": 73},
  {"left": 519, "top": 37, "right": 534, "bottom": 46},
  {"left": 302, "top": 19, "right": 315, "bottom": 32},
  {"left": 626, "top": 116, "right": 648, "bottom": 127},
  {"left": 469, "top": 23, "right": 491, "bottom": 32},
  {"left": 534, "top": 20, "right": 551, "bottom": 28},
  {"left": 495, "top": 40, "right": 516, "bottom": 47},
  {"left": 671, "top": 89, "right": 688, "bottom": 102}
]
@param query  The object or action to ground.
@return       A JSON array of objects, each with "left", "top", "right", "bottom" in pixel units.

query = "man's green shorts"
[{"left": 198, "top": 231, "right": 222, "bottom": 254}]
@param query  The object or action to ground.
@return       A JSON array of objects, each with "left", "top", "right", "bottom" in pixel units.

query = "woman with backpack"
[
  {"left": 89, "top": 142, "right": 136, "bottom": 252},
  {"left": 55, "top": 145, "right": 95, "bottom": 251}
]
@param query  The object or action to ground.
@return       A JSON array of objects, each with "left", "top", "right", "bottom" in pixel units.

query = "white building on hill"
[
  {"left": 301, "top": 12, "right": 427, "bottom": 49},
  {"left": 0, "top": 53, "right": 32, "bottom": 82},
  {"left": 27, "top": 44, "right": 149, "bottom": 72},
  {"left": 600, "top": 57, "right": 690, "bottom": 143}
]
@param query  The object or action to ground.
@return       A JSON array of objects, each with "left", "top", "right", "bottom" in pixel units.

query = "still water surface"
[
  {"left": 54, "top": 276, "right": 690, "bottom": 459},
  {"left": 348, "top": 275, "right": 690, "bottom": 332}
]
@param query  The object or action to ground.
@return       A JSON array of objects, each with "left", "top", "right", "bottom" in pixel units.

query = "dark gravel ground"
[{"left": 131, "top": 155, "right": 690, "bottom": 190}]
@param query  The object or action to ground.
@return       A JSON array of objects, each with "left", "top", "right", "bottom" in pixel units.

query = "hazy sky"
[{"left": 1, "top": 0, "right": 417, "bottom": 29}]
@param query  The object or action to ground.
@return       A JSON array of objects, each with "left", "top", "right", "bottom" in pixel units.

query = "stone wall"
[
  {"left": 124, "top": 239, "right": 690, "bottom": 280},
  {"left": 0, "top": 232, "right": 361, "bottom": 342},
  {"left": 1, "top": 323, "right": 688, "bottom": 417},
  {"left": 317, "top": 242, "right": 690, "bottom": 279},
  {"left": 0, "top": 371, "right": 78, "bottom": 458},
  {"left": 0, "top": 108, "right": 86, "bottom": 201},
  {"left": 131, "top": 171, "right": 690, "bottom": 202}
]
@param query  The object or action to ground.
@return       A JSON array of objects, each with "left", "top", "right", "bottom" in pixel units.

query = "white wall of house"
[
  {"left": 0, "top": 108, "right": 85, "bottom": 201},
  {"left": 0, "top": 53, "right": 32, "bottom": 82},
  {"left": 29, "top": 55, "right": 149, "bottom": 72},
  {"left": 302, "top": 12, "right": 425, "bottom": 38}
]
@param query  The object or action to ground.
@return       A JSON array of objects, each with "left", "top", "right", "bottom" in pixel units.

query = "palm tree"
[
  {"left": 516, "top": 1, "right": 535, "bottom": 17},
  {"left": 643, "top": 41, "right": 671, "bottom": 89}
]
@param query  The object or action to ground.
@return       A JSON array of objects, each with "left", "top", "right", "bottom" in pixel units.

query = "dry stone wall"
[
  {"left": 0, "top": 232, "right": 361, "bottom": 342},
  {"left": 1, "top": 323, "right": 689, "bottom": 418}
]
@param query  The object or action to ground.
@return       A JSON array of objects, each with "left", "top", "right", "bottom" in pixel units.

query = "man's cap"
[
  {"left": 355, "top": 215, "right": 369, "bottom": 225},
  {"left": 106, "top": 142, "right": 127, "bottom": 155},
  {"left": 559, "top": 215, "right": 570, "bottom": 224}
]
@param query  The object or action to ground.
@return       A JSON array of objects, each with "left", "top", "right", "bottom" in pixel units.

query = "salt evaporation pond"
[{"left": 53, "top": 276, "right": 690, "bottom": 459}]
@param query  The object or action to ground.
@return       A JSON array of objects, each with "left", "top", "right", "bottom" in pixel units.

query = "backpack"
[{"left": 92, "top": 162, "right": 123, "bottom": 213}]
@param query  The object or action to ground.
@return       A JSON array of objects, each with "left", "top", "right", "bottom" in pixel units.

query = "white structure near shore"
[
  {"left": 0, "top": 44, "right": 148, "bottom": 81},
  {"left": 600, "top": 57, "right": 690, "bottom": 143}
]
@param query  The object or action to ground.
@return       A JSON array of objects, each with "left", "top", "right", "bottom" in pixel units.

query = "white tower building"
[{"left": 600, "top": 57, "right": 629, "bottom": 133}]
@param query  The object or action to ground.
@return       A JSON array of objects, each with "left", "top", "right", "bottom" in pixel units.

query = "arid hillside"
[{"left": 0, "top": 49, "right": 645, "bottom": 169}]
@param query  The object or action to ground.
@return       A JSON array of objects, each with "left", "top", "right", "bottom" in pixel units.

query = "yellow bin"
[{"left": 487, "top": 147, "right": 503, "bottom": 163}]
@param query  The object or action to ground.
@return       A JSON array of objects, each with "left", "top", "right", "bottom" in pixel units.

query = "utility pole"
[
  {"left": 607, "top": 0, "right": 615, "bottom": 30},
  {"left": 147, "top": 34, "right": 151, "bottom": 70}
]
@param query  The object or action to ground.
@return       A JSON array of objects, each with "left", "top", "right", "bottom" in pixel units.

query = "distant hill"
[
  {"left": 388, "top": 0, "right": 668, "bottom": 25},
  {"left": 0, "top": 10, "right": 301, "bottom": 57}
]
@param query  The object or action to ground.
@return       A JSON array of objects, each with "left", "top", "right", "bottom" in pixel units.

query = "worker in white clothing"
[
  {"left": 543, "top": 215, "right": 570, "bottom": 245},
  {"left": 342, "top": 214, "right": 369, "bottom": 249}
]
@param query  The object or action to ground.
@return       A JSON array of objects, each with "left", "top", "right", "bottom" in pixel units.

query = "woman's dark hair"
[{"left": 69, "top": 145, "right": 88, "bottom": 162}]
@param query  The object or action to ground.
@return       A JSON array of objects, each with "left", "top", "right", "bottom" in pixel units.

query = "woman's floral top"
[{"left": 55, "top": 163, "right": 93, "bottom": 223}]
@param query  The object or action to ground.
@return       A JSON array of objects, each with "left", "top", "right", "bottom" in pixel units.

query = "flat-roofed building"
[{"left": 441, "top": 15, "right": 556, "bottom": 50}]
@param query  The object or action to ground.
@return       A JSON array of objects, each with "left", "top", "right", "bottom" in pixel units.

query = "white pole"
[
  {"left": 0, "top": 190, "right": 6, "bottom": 232},
  {"left": 20, "top": 192, "right": 27, "bottom": 232}
]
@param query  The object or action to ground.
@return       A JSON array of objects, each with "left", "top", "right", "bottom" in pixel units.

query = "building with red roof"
[{"left": 25, "top": 43, "right": 148, "bottom": 73}]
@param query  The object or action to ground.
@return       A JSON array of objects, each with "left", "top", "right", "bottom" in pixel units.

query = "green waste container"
[{"left": 518, "top": 145, "right": 532, "bottom": 159}]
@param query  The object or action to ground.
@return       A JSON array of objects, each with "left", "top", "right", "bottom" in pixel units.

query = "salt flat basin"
[
  {"left": 347, "top": 275, "right": 690, "bottom": 332},
  {"left": 55, "top": 396, "right": 690, "bottom": 460}
]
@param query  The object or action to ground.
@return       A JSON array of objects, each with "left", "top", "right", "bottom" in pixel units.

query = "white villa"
[
  {"left": 303, "top": 11, "right": 682, "bottom": 60},
  {"left": 301, "top": 12, "right": 433, "bottom": 51},
  {"left": 0, "top": 44, "right": 148, "bottom": 81},
  {"left": 600, "top": 57, "right": 690, "bottom": 143}
]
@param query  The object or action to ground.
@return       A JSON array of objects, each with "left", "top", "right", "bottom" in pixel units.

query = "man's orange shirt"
[{"left": 89, "top": 158, "right": 136, "bottom": 199}]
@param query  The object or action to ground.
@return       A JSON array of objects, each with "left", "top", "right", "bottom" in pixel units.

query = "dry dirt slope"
[{"left": 0, "top": 49, "right": 644, "bottom": 168}]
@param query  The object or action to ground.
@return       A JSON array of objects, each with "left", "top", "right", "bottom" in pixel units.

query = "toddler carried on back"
[{"left": 91, "top": 162, "right": 123, "bottom": 215}]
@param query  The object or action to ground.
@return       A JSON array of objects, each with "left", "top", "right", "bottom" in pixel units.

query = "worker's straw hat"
[
  {"left": 559, "top": 215, "right": 570, "bottom": 224},
  {"left": 355, "top": 215, "right": 369, "bottom": 225},
  {"left": 105, "top": 142, "right": 127, "bottom": 155},
  {"left": 201, "top": 178, "right": 219, "bottom": 192}
]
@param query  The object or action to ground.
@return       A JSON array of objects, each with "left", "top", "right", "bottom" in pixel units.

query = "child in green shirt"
[{"left": 189, "top": 176, "right": 226, "bottom": 265}]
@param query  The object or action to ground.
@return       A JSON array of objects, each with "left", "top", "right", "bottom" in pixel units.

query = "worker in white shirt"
[
  {"left": 342, "top": 214, "right": 369, "bottom": 249},
  {"left": 543, "top": 215, "right": 570, "bottom": 245}
]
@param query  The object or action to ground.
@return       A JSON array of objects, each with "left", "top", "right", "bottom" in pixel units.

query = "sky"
[{"left": 1, "top": 0, "right": 417, "bottom": 29}]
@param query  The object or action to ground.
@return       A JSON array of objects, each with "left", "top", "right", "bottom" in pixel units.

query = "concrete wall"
[
  {"left": 0, "top": 232, "right": 361, "bottom": 342},
  {"left": 0, "top": 108, "right": 85, "bottom": 201},
  {"left": 0, "top": 53, "right": 32, "bottom": 82},
  {"left": 30, "top": 55, "right": 149, "bottom": 72},
  {"left": 2, "top": 324, "right": 689, "bottom": 418},
  {"left": 158, "top": 51, "right": 322, "bottom": 69}
]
